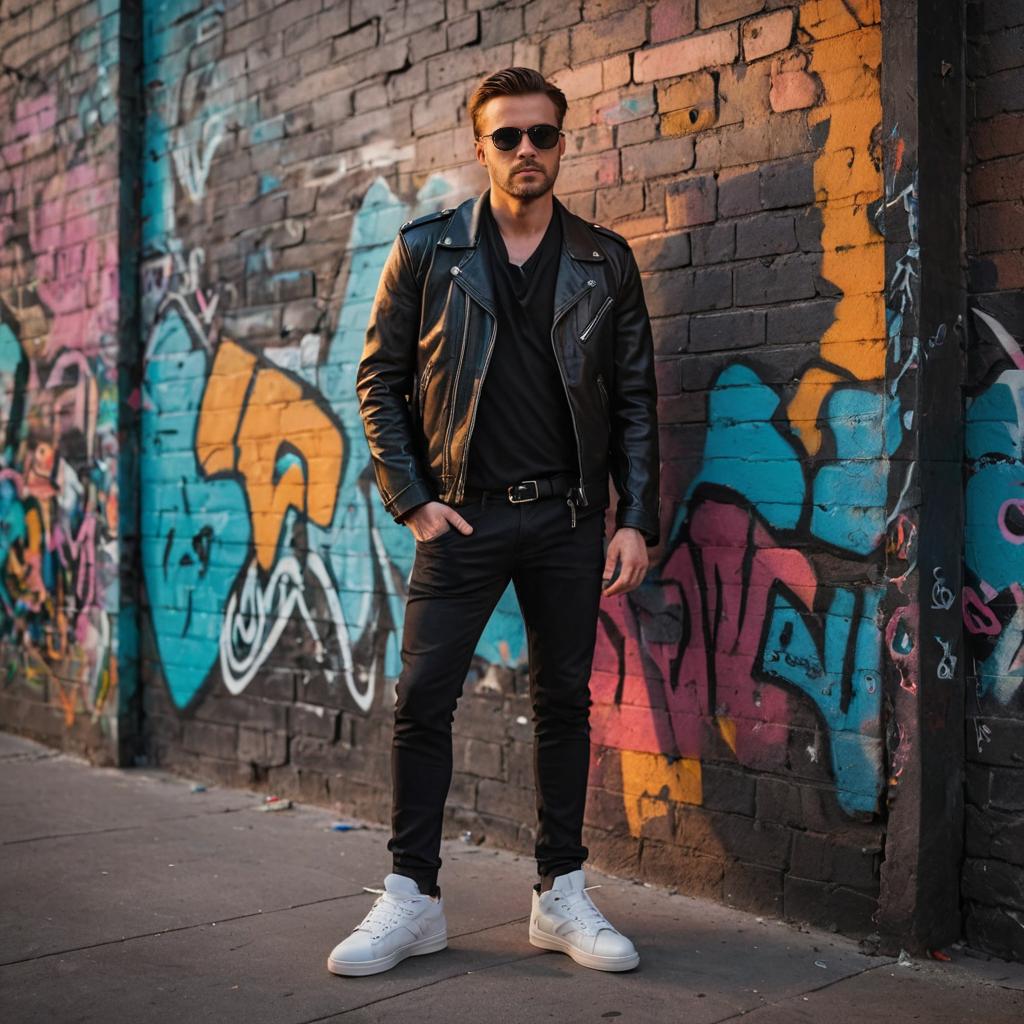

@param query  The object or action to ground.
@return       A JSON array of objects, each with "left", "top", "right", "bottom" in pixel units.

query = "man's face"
[{"left": 474, "top": 93, "right": 565, "bottom": 202}]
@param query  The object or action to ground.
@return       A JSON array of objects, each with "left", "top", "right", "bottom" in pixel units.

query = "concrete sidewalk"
[{"left": 1, "top": 731, "right": 1022, "bottom": 1024}]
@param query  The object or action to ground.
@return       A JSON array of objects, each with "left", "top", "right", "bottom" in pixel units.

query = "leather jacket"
[{"left": 356, "top": 187, "right": 661, "bottom": 545}]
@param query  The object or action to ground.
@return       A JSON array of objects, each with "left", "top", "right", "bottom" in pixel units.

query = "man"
[{"left": 330, "top": 66, "right": 659, "bottom": 977}]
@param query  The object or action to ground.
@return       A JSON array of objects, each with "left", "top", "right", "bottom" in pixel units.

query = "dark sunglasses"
[{"left": 476, "top": 124, "right": 564, "bottom": 151}]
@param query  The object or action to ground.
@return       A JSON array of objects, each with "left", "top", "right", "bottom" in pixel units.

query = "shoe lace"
[
  {"left": 354, "top": 889, "right": 420, "bottom": 940},
  {"left": 550, "top": 884, "right": 614, "bottom": 935}
]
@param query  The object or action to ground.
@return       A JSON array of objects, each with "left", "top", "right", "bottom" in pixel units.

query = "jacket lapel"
[{"left": 438, "top": 188, "right": 608, "bottom": 321}]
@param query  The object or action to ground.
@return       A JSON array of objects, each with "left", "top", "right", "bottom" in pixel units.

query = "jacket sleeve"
[
  {"left": 609, "top": 246, "right": 661, "bottom": 547},
  {"left": 355, "top": 231, "right": 437, "bottom": 522}
]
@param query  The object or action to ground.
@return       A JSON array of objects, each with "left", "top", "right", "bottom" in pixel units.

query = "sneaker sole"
[
  {"left": 327, "top": 932, "right": 448, "bottom": 977},
  {"left": 529, "top": 924, "right": 639, "bottom": 972}
]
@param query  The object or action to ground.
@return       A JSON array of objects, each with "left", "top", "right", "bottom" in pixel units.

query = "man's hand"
[
  {"left": 404, "top": 501, "right": 474, "bottom": 542},
  {"left": 602, "top": 527, "right": 648, "bottom": 596}
]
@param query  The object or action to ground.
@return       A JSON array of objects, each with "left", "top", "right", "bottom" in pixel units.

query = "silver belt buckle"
[{"left": 508, "top": 479, "right": 539, "bottom": 503}]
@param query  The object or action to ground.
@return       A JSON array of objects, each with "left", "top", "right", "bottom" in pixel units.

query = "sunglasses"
[{"left": 476, "top": 124, "right": 564, "bottom": 151}]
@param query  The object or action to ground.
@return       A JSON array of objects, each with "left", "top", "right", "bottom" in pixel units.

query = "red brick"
[
  {"left": 742, "top": 8, "right": 794, "bottom": 61},
  {"left": 971, "top": 113, "right": 1024, "bottom": 161},
  {"left": 570, "top": 6, "right": 648, "bottom": 65},
  {"left": 651, "top": 0, "right": 697, "bottom": 44},
  {"left": 634, "top": 26, "right": 738, "bottom": 83},
  {"left": 968, "top": 154, "right": 1024, "bottom": 204},
  {"left": 665, "top": 172, "right": 717, "bottom": 226},
  {"left": 769, "top": 62, "right": 819, "bottom": 112},
  {"left": 622, "top": 136, "right": 695, "bottom": 182},
  {"left": 973, "top": 201, "right": 1024, "bottom": 253},
  {"left": 698, "top": 0, "right": 764, "bottom": 30}
]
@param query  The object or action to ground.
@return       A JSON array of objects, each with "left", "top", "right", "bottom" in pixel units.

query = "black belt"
[{"left": 460, "top": 473, "right": 576, "bottom": 505}]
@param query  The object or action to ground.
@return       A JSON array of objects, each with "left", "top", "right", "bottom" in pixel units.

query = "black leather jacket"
[{"left": 356, "top": 188, "right": 661, "bottom": 545}]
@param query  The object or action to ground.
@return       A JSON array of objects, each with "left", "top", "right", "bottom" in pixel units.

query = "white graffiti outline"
[
  {"left": 931, "top": 566, "right": 956, "bottom": 611},
  {"left": 220, "top": 551, "right": 370, "bottom": 712}
]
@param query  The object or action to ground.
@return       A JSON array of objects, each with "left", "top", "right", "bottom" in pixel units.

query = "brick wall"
[
  {"left": 2, "top": 0, "right": 999, "bottom": 955},
  {"left": 0, "top": 0, "right": 140, "bottom": 763},
  {"left": 133, "top": 0, "right": 893, "bottom": 940},
  {"left": 962, "top": 0, "right": 1024, "bottom": 963}
]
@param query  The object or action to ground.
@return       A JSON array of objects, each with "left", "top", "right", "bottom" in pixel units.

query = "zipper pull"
[{"left": 567, "top": 497, "right": 576, "bottom": 528}]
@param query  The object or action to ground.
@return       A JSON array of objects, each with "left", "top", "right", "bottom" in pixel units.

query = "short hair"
[{"left": 467, "top": 67, "right": 568, "bottom": 139}]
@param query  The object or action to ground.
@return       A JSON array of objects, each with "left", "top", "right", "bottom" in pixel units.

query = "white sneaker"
[
  {"left": 327, "top": 873, "right": 447, "bottom": 976},
  {"left": 529, "top": 869, "right": 640, "bottom": 971}
]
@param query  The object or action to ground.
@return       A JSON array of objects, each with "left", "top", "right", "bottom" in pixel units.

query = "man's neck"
[{"left": 488, "top": 189, "right": 554, "bottom": 240}]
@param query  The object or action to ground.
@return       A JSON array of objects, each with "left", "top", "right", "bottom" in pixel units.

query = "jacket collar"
[{"left": 439, "top": 187, "right": 606, "bottom": 318}]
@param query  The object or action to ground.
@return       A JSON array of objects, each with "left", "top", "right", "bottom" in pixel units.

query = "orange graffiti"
[
  {"left": 196, "top": 339, "right": 344, "bottom": 570},
  {"left": 785, "top": 0, "right": 886, "bottom": 453}
]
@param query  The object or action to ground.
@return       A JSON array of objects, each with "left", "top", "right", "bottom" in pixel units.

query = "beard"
[{"left": 497, "top": 162, "right": 556, "bottom": 199}]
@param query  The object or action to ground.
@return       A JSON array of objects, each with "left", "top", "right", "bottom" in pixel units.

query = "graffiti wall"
[
  {"left": 4, "top": 0, "right": 1001, "bottom": 950},
  {"left": 128, "top": 0, "right": 900, "bottom": 937},
  {"left": 961, "top": 0, "right": 1024, "bottom": 962},
  {"left": 0, "top": 0, "right": 137, "bottom": 762}
]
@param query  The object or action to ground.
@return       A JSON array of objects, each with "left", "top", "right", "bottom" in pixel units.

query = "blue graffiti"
[
  {"left": 761, "top": 585, "right": 884, "bottom": 812},
  {"left": 140, "top": 308, "right": 251, "bottom": 708}
]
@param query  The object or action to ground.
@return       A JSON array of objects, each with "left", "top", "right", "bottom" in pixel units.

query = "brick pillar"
[{"left": 874, "top": 0, "right": 967, "bottom": 954}]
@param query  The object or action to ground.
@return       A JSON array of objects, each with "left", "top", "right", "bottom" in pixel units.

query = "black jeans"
[{"left": 387, "top": 491, "right": 606, "bottom": 896}]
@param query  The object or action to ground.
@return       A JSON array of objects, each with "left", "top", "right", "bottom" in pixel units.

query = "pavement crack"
[
  {"left": 298, "top": 951, "right": 545, "bottom": 1022},
  {"left": 0, "top": 891, "right": 369, "bottom": 968},
  {"left": 1, "top": 806, "right": 257, "bottom": 846},
  {"left": 707, "top": 958, "right": 899, "bottom": 1022}
]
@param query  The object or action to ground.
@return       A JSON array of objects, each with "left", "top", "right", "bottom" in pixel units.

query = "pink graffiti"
[
  {"left": 998, "top": 497, "right": 1024, "bottom": 544},
  {"left": 591, "top": 498, "right": 818, "bottom": 773}
]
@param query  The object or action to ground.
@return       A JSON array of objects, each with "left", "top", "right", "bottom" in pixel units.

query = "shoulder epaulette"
[
  {"left": 589, "top": 221, "right": 629, "bottom": 247},
  {"left": 400, "top": 208, "right": 455, "bottom": 233}
]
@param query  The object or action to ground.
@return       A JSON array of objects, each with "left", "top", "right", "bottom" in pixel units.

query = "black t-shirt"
[{"left": 464, "top": 199, "right": 577, "bottom": 489}]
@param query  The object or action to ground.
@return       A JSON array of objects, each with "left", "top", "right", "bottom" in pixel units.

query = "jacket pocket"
[{"left": 579, "top": 295, "right": 614, "bottom": 343}]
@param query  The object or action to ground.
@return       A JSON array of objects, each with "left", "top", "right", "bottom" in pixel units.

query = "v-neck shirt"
[{"left": 463, "top": 198, "right": 577, "bottom": 490}]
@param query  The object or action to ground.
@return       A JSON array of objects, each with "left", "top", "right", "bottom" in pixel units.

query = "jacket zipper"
[
  {"left": 417, "top": 361, "right": 433, "bottom": 419},
  {"left": 442, "top": 290, "right": 471, "bottom": 486},
  {"left": 549, "top": 283, "right": 593, "bottom": 506},
  {"left": 579, "top": 295, "right": 613, "bottom": 342},
  {"left": 453, "top": 311, "right": 498, "bottom": 503},
  {"left": 596, "top": 372, "right": 609, "bottom": 416}
]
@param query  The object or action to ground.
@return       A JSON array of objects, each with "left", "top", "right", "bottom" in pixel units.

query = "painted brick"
[
  {"left": 659, "top": 72, "right": 718, "bottom": 136},
  {"left": 698, "top": 0, "right": 764, "bottom": 30},
  {"left": 447, "top": 12, "right": 479, "bottom": 48},
  {"left": 760, "top": 155, "right": 814, "bottom": 208},
  {"left": 717, "top": 168, "right": 759, "bottom": 217},
  {"left": 630, "top": 231, "right": 692, "bottom": 271},
  {"left": 621, "top": 137, "right": 695, "bottom": 183},
  {"left": 734, "top": 252, "right": 819, "bottom": 305},
  {"left": 596, "top": 182, "right": 645, "bottom": 222},
  {"left": 735, "top": 210, "right": 799, "bottom": 257},
  {"left": 550, "top": 62, "right": 605, "bottom": 101},
  {"left": 742, "top": 8, "right": 794, "bottom": 61},
  {"left": 651, "top": 0, "right": 697, "bottom": 44},
  {"left": 634, "top": 27, "right": 738, "bottom": 83},
  {"left": 665, "top": 172, "right": 717, "bottom": 227},
  {"left": 524, "top": 0, "right": 582, "bottom": 34},
  {"left": 689, "top": 221, "right": 737, "bottom": 263},
  {"left": 570, "top": 6, "right": 648, "bottom": 65},
  {"left": 689, "top": 308, "right": 765, "bottom": 352}
]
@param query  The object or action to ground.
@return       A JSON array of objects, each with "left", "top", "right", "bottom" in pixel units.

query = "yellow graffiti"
[
  {"left": 785, "top": 0, "right": 885, "bottom": 453},
  {"left": 196, "top": 339, "right": 344, "bottom": 570},
  {"left": 620, "top": 749, "right": 702, "bottom": 838},
  {"left": 717, "top": 715, "right": 737, "bottom": 755}
]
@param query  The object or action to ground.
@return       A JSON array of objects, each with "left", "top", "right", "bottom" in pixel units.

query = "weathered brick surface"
[
  {"left": 5, "top": 0, "right": 1006, "bottom": 963},
  {"left": 962, "top": 0, "right": 1024, "bottom": 964}
]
